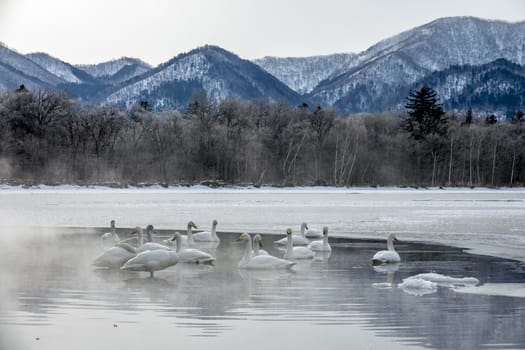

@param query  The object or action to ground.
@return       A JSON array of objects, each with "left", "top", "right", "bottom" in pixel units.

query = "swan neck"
[
  {"left": 323, "top": 234, "right": 328, "bottom": 247},
  {"left": 300, "top": 224, "right": 306, "bottom": 237},
  {"left": 254, "top": 240, "right": 260, "bottom": 255},
  {"left": 187, "top": 225, "right": 193, "bottom": 243},
  {"left": 138, "top": 229, "right": 143, "bottom": 247},
  {"left": 146, "top": 230, "right": 153, "bottom": 242},
  {"left": 387, "top": 237, "right": 395, "bottom": 251},
  {"left": 211, "top": 223, "right": 218, "bottom": 240},
  {"left": 176, "top": 235, "right": 182, "bottom": 253},
  {"left": 241, "top": 235, "right": 253, "bottom": 265},
  {"left": 286, "top": 234, "right": 294, "bottom": 258}
]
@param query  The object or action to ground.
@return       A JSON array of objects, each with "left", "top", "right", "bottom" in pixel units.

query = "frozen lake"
[
  {"left": 0, "top": 186, "right": 524, "bottom": 349},
  {"left": 1, "top": 186, "right": 525, "bottom": 261}
]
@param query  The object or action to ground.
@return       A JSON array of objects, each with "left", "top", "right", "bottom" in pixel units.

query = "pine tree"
[{"left": 404, "top": 86, "right": 447, "bottom": 141}]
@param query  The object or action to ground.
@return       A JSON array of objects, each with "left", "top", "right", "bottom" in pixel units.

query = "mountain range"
[{"left": 0, "top": 16, "right": 524, "bottom": 115}]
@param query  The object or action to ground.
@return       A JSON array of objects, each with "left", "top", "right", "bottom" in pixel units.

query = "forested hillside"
[{"left": 0, "top": 87, "right": 523, "bottom": 187}]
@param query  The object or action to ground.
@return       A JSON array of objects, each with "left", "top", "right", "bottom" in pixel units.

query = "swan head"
[
  {"left": 188, "top": 221, "right": 198, "bottom": 229},
  {"left": 286, "top": 228, "right": 293, "bottom": 236},
  {"left": 323, "top": 227, "right": 329, "bottom": 236},
  {"left": 301, "top": 222, "right": 308, "bottom": 230},
  {"left": 146, "top": 224, "right": 155, "bottom": 233},
  {"left": 171, "top": 232, "right": 182, "bottom": 241},
  {"left": 238, "top": 232, "right": 250, "bottom": 241},
  {"left": 131, "top": 226, "right": 143, "bottom": 235},
  {"left": 212, "top": 219, "right": 218, "bottom": 226},
  {"left": 387, "top": 233, "right": 398, "bottom": 241},
  {"left": 110, "top": 220, "right": 115, "bottom": 228},
  {"left": 254, "top": 234, "right": 263, "bottom": 247}
]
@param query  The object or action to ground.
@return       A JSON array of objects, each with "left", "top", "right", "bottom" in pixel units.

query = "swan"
[
  {"left": 274, "top": 224, "right": 309, "bottom": 246},
  {"left": 192, "top": 219, "right": 220, "bottom": 242},
  {"left": 303, "top": 222, "right": 323, "bottom": 239},
  {"left": 238, "top": 233, "right": 295, "bottom": 270},
  {"left": 372, "top": 233, "right": 401, "bottom": 264},
  {"left": 252, "top": 234, "right": 268, "bottom": 256},
  {"left": 179, "top": 221, "right": 198, "bottom": 247},
  {"left": 101, "top": 220, "right": 120, "bottom": 247},
  {"left": 170, "top": 232, "right": 215, "bottom": 264},
  {"left": 307, "top": 227, "right": 332, "bottom": 252},
  {"left": 93, "top": 242, "right": 137, "bottom": 269},
  {"left": 121, "top": 249, "right": 179, "bottom": 278},
  {"left": 284, "top": 228, "right": 314, "bottom": 259},
  {"left": 130, "top": 226, "right": 170, "bottom": 252}
]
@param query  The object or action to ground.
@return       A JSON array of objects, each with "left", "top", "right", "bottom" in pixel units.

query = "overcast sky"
[{"left": 0, "top": 0, "right": 524, "bottom": 66}]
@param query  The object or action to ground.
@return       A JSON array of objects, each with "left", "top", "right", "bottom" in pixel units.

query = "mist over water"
[{"left": 1, "top": 188, "right": 524, "bottom": 349}]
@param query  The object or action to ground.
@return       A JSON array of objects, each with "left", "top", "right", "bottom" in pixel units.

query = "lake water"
[{"left": 0, "top": 187, "right": 524, "bottom": 349}]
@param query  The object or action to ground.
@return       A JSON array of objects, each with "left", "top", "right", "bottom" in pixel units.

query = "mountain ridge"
[{"left": 0, "top": 16, "right": 524, "bottom": 113}]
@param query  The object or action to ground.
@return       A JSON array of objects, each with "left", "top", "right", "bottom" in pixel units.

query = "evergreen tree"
[
  {"left": 512, "top": 110, "right": 524, "bottom": 123},
  {"left": 404, "top": 86, "right": 447, "bottom": 140},
  {"left": 464, "top": 108, "right": 473, "bottom": 125},
  {"left": 486, "top": 114, "right": 498, "bottom": 125}
]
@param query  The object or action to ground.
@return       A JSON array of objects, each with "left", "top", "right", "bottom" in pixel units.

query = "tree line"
[{"left": 0, "top": 86, "right": 523, "bottom": 187}]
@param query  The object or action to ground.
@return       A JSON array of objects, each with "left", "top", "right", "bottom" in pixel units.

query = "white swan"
[
  {"left": 179, "top": 221, "right": 198, "bottom": 247},
  {"left": 284, "top": 228, "right": 314, "bottom": 259},
  {"left": 238, "top": 233, "right": 295, "bottom": 270},
  {"left": 101, "top": 220, "right": 120, "bottom": 247},
  {"left": 274, "top": 224, "right": 309, "bottom": 246},
  {"left": 93, "top": 242, "right": 137, "bottom": 269},
  {"left": 121, "top": 249, "right": 179, "bottom": 278},
  {"left": 372, "top": 233, "right": 401, "bottom": 264},
  {"left": 170, "top": 232, "right": 215, "bottom": 264},
  {"left": 131, "top": 226, "right": 170, "bottom": 252},
  {"left": 192, "top": 219, "right": 220, "bottom": 242},
  {"left": 303, "top": 222, "right": 323, "bottom": 239},
  {"left": 308, "top": 227, "right": 332, "bottom": 252},
  {"left": 252, "top": 234, "right": 269, "bottom": 256}
]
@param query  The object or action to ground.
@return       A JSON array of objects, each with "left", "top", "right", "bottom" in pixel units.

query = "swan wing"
[
  {"left": 93, "top": 246, "right": 136, "bottom": 268},
  {"left": 372, "top": 250, "right": 401, "bottom": 263},
  {"left": 121, "top": 250, "right": 176, "bottom": 271},
  {"left": 139, "top": 242, "right": 170, "bottom": 252},
  {"left": 177, "top": 248, "right": 215, "bottom": 263},
  {"left": 192, "top": 231, "right": 215, "bottom": 241},
  {"left": 293, "top": 246, "right": 314, "bottom": 259},
  {"left": 243, "top": 255, "right": 295, "bottom": 270},
  {"left": 305, "top": 229, "right": 322, "bottom": 239}
]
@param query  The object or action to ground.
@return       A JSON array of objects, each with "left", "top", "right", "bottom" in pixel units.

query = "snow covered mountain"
[
  {"left": 412, "top": 59, "right": 525, "bottom": 114},
  {"left": 253, "top": 53, "right": 356, "bottom": 94},
  {"left": 337, "top": 58, "right": 525, "bottom": 114},
  {"left": 76, "top": 57, "right": 151, "bottom": 83},
  {"left": 103, "top": 45, "right": 302, "bottom": 110},
  {"left": 26, "top": 52, "right": 95, "bottom": 84},
  {"left": 308, "top": 17, "right": 525, "bottom": 113},
  {"left": 0, "top": 42, "right": 64, "bottom": 92},
  {"left": 0, "top": 16, "right": 524, "bottom": 114}
]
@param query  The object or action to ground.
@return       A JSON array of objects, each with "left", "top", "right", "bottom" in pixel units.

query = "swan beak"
[
  {"left": 237, "top": 236, "right": 245, "bottom": 241},
  {"left": 394, "top": 238, "right": 398, "bottom": 242},
  {"left": 305, "top": 225, "right": 309, "bottom": 230},
  {"left": 192, "top": 223, "right": 198, "bottom": 229},
  {"left": 130, "top": 230, "right": 137, "bottom": 235},
  {"left": 259, "top": 242, "right": 263, "bottom": 248}
]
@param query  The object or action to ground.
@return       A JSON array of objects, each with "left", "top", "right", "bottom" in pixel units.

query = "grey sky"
[{"left": 0, "top": 0, "right": 524, "bottom": 66}]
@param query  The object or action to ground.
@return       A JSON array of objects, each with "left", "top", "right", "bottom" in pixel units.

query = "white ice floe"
[
  {"left": 398, "top": 278, "right": 438, "bottom": 296},
  {"left": 406, "top": 273, "right": 479, "bottom": 287},
  {"left": 454, "top": 283, "right": 525, "bottom": 298},
  {"left": 398, "top": 272, "right": 480, "bottom": 296}
]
